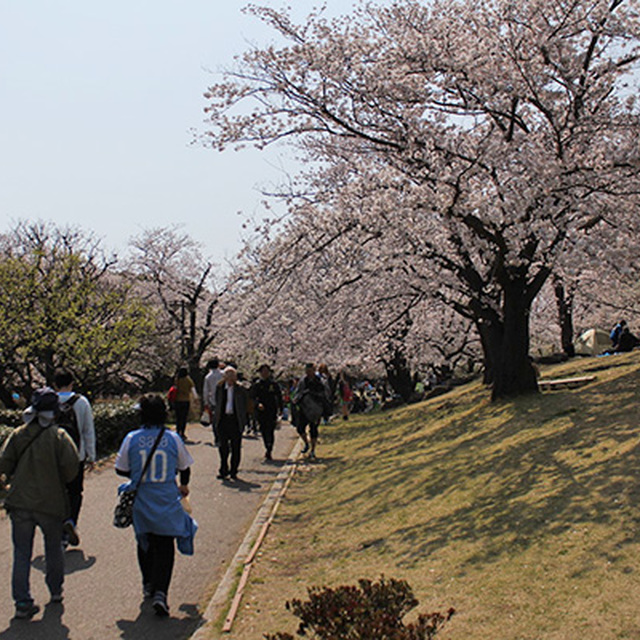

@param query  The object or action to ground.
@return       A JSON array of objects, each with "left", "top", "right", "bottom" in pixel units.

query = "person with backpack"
[
  {"left": 54, "top": 368, "right": 96, "bottom": 549},
  {"left": 0, "top": 387, "right": 79, "bottom": 619},
  {"left": 293, "top": 363, "right": 331, "bottom": 460}
]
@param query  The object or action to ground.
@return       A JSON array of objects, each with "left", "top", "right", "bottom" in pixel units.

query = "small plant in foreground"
[{"left": 264, "top": 576, "right": 455, "bottom": 639}]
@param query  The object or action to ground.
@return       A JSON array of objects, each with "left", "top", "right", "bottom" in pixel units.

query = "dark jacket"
[
  {"left": 213, "top": 382, "right": 249, "bottom": 431},
  {"left": 251, "top": 378, "right": 283, "bottom": 421},
  {"left": 294, "top": 375, "right": 330, "bottom": 424},
  {"left": 0, "top": 420, "right": 79, "bottom": 519}
]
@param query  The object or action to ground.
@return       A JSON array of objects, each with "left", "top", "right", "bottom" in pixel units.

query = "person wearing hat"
[
  {"left": 0, "top": 387, "right": 80, "bottom": 619},
  {"left": 251, "top": 365, "right": 283, "bottom": 461},
  {"left": 212, "top": 366, "right": 248, "bottom": 480}
]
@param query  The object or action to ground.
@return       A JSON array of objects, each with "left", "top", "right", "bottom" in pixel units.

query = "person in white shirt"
[
  {"left": 202, "top": 358, "right": 223, "bottom": 444},
  {"left": 54, "top": 368, "right": 96, "bottom": 549}
]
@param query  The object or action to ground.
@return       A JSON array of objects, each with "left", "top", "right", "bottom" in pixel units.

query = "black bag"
[
  {"left": 113, "top": 487, "right": 137, "bottom": 528},
  {"left": 113, "top": 427, "right": 165, "bottom": 529},
  {"left": 58, "top": 394, "right": 81, "bottom": 448}
]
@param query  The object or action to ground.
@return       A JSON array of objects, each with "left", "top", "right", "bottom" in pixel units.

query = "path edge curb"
[{"left": 190, "top": 437, "right": 302, "bottom": 640}]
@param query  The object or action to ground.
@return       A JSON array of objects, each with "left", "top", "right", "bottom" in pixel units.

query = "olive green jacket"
[{"left": 0, "top": 421, "right": 80, "bottom": 519}]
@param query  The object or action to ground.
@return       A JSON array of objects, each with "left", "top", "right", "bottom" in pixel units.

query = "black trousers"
[
  {"left": 66, "top": 461, "right": 85, "bottom": 525},
  {"left": 218, "top": 414, "right": 242, "bottom": 476},
  {"left": 258, "top": 415, "right": 277, "bottom": 454},
  {"left": 174, "top": 401, "right": 190, "bottom": 437},
  {"left": 137, "top": 533, "right": 175, "bottom": 595}
]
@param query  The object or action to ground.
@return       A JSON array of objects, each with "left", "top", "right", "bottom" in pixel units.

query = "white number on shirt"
[{"left": 138, "top": 449, "right": 169, "bottom": 483}]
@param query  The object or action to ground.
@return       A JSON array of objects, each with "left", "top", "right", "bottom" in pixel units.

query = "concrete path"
[{"left": 0, "top": 421, "right": 298, "bottom": 640}]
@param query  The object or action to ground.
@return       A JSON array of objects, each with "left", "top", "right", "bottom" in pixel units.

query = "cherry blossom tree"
[
  {"left": 216, "top": 200, "right": 480, "bottom": 398},
  {"left": 201, "top": 0, "right": 640, "bottom": 399},
  {"left": 126, "top": 226, "right": 224, "bottom": 386}
]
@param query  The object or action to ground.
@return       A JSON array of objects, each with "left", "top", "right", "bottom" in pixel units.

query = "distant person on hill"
[
  {"left": 0, "top": 388, "right": 79, "bottom": 619},
  {"left": 610, "top": 319, "right": 627, "bottom": 348},
  {"left": 173, "top": 367, "right": 196, "bottom": 441},
  {"left": 54, "top": 368, "right": 96, "bottom": 550},
  {"left": 614, "top": 325, "right": 639, "bottom": 352}
]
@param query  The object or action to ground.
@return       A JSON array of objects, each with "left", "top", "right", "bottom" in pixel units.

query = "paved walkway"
[{"left": 0, "top": 421, "right": 298, "bottom": 640}]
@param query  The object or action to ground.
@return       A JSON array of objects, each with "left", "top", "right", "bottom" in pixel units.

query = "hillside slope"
[{"left": 230, "top": 352, "right": 640, "bottom": 639}]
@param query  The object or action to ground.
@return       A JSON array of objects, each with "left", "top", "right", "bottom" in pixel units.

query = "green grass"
[{"left": 230, "top": 352, "right": 640, "bottom": 639}]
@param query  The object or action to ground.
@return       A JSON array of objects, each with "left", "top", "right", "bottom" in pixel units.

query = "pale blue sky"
[{"left": 0, "top": 1, "right": 352, "bottom": 264}]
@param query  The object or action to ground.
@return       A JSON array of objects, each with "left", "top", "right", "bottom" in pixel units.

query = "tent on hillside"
[{"left": 574, "top": 328, "right": 611, "bottom": 356}]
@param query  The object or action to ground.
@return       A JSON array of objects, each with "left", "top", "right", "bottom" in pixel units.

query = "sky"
[{"left": 0, "top": 1, "right": 354, "bottom": 265}]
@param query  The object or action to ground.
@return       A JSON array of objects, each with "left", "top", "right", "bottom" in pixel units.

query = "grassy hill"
[{"left": 227, "top": 352, "right": 640, "bottom": 639}]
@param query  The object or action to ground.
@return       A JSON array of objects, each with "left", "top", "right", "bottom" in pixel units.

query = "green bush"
[
  {"left": 92, "top": 401, "right": 140, "bottom": 456},
  {"left": 0, "top": 401, "right": 140, "bottom": 457},
  {"left": 264, "top": 576, "right": 455, "bottom": 640}
]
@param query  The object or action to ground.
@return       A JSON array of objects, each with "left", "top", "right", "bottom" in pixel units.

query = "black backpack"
[{"left": 58, "top": 394, "right": 81, "bottom": 448}]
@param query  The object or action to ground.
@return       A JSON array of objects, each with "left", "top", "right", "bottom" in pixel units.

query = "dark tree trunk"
[
  {"left": 490, "top": 279, "right": 539, "bottom": 400},
  {"left": 383, "top": 349, "right": 414, "bottom": 403},
  {"left": 553, "top": 277, "right": 576, "bottom": 358}
]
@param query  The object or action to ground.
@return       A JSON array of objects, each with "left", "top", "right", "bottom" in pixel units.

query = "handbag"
[{"left": 113, "top": 427, "right": 165, "bottom": 528}]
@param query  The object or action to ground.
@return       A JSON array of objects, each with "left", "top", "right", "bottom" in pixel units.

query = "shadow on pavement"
[
  {"left": 221, "top": 477, "right": 261, "bottom": 493},
  {"left": 116, "top": 599, "right": 203, "bottom": 640},
  {"left": 31, "top": 549, "right": 96, "bottom": 577},
  {"left": 0, "top": 602, "right": 70, "bottom": 640}
]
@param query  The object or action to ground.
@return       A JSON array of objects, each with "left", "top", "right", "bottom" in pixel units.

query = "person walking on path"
[
  {"left": 115, "top": 394, "right": 197, "bottom": 618},
  {"left": 54, "top": 368, "right": 96, "bottom": 549},
  {"left": 293, "top": 363, "right": 330, "bottom": 459},
  {"left": 0, "top": 387, "right": 79, "bottom": 619},
  {"left": 251, "top": 364, "right": 283, "bottom": 461},
  {"left": 202, "top": 358, "right": 223, "bottom": 445},
  {"left": 213, "top": 366, "right": 248, "bottom": 480},
  {"left": 174, "top": 367, "right": 196, "bottom": 441}
]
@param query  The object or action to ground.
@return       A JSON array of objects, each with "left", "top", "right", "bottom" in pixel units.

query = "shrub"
[
  {"left": 264, "top": 576, "right": 455, "bottom": 640},
  {"left": 92, "top": 401, "right": 140, "bottom": 456},
  {"left": 0, "top": 401, "right": 140, "bottom": 456}
]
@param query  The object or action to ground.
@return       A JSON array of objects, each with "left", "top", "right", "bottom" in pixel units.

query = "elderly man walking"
[
  {"left": 213, "top": 366, "right": 248, "bottom": 481},
  {"left": 0, "top": 387, "right": 79, "bottom": 619}
]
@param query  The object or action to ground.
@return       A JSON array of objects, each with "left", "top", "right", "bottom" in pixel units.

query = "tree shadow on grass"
[{"left": 321, "top": 366, "right": 640, "bottom": 571}]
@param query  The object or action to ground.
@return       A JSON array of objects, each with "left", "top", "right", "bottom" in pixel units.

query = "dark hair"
[
  {"left": 139, "top": 394, "right": 167, "bottom": 425},
  {"left": 177, "top": 367, "right": 188, "bottom": 378},
  {"left": 208, "top": 358, "right": 219, "bottom": 370},
  {"left": 53, "top": 368, "right": 73, "bottom": 388},
  {"left": 258, "top": 364, "right": 271, "bottom": 373}
]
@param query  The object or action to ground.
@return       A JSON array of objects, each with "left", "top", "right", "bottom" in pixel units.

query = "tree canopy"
[{"left": 202, "top": 0, "right": 640, "bottom": 398}]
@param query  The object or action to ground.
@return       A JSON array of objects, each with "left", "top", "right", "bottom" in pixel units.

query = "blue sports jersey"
[{"left": 115, "top": 425, "right": 197, "bottom": 553}]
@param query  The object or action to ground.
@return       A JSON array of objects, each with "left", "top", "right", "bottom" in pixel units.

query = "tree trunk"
[
  {"left": 553, "top": 277, "right": 575, "bottom": 358},
  {"left": 383, "top": 349, "right": 414, "bottom": 403},
  {"left": 489, "top": 280, "right": 539, "bottom": 400}
]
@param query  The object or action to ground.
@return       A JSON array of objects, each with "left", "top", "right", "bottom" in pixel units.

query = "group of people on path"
[
  {"left": 0, "top": 358, "right": 349, "bottom": 623},
  {"left": 0, "top": 369, "right": 197, "bottom": 621}
]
